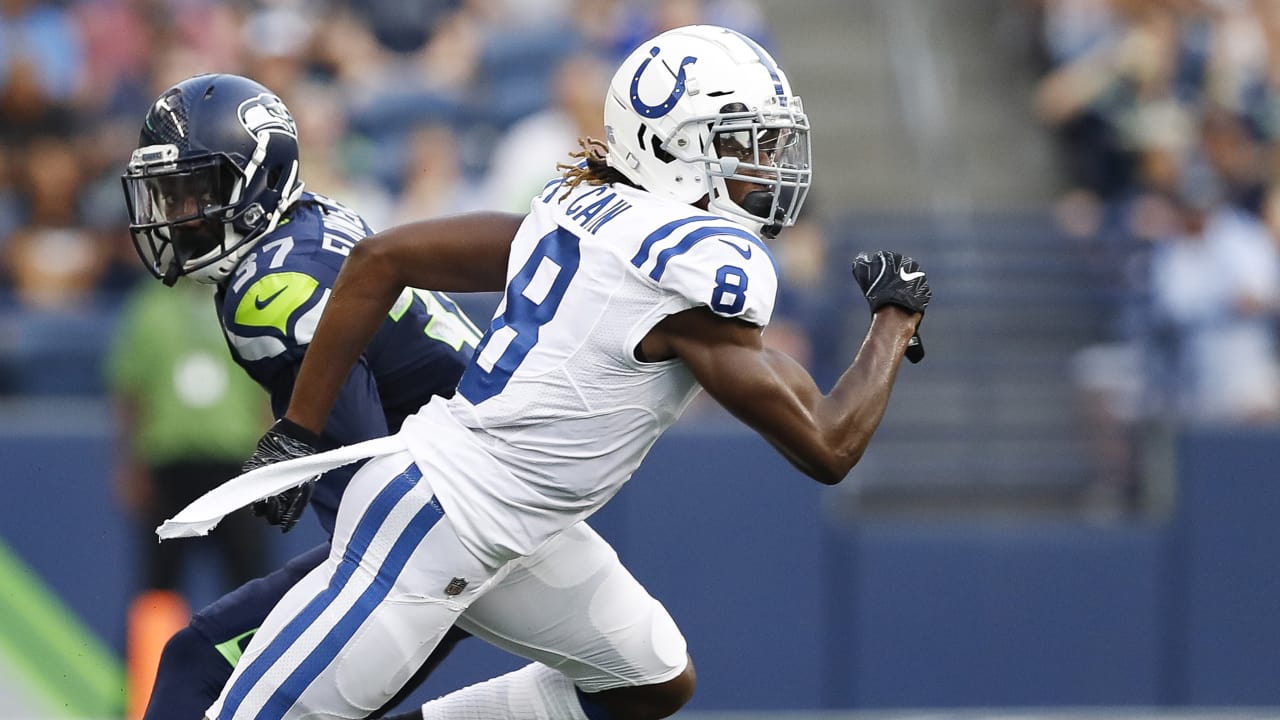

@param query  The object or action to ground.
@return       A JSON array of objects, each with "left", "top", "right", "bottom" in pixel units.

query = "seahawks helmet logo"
[{"left": 238, "top": 93, "right": 297, "bottom": 138}]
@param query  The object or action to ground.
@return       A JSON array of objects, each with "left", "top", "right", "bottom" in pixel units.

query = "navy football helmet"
[{"left": 122, "top": 74, "right": 304, "bottom": 285}]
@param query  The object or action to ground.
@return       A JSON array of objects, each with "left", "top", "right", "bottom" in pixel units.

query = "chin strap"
[
  {"left": 742, "top": 189, "right": 784, "bottom": 239},
  {"left": 161, "top": 259, "right": 181, "bottom": 286}
]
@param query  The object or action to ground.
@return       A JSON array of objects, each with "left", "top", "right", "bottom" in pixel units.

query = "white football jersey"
[{"left": 400, "top": 179, "right": 778, "bottom": 565}]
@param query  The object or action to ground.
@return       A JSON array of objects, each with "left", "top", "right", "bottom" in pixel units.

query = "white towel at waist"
[{"left": 156, "top": 434, "right": 406, "bottom": 540}]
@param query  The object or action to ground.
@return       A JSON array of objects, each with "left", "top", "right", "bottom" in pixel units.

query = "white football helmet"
[{"left": 603, "top": 25, "right": 811, "bottom": 237}]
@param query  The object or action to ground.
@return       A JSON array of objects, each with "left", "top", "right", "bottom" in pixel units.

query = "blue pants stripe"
[
  {"left": 264, "top": 474, "right": 444, "bottom": 715},
  {"left": 218, "top": 464, "right": 423, "bottom": 719}
]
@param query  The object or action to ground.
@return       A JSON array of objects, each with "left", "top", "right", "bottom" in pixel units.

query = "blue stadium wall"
[{"left": 1, "top": 422, "right": 1277, "bottom": 713}]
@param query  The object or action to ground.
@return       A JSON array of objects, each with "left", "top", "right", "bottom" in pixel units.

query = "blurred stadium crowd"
[
  {"left": 1030, "top": 0, "right": 1280, "bottom": 428},
  {"left": 5, "top": 0, "right": 1280, "bottom": 436},
  {"left": 0, "top": 0, "right": 770, "bottom": 394}
]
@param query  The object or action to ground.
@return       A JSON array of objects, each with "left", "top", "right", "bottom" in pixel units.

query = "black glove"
[
  {"left": 852, "top": 250, "right": 932, "bottom": 364},
  {"left": 246, "top": 418, "right": 322, "bottom": 533}
]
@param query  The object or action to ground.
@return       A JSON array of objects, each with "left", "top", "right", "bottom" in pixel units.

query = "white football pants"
[{"left": 206, "top": 451, "right": 687, "bottom": 720}]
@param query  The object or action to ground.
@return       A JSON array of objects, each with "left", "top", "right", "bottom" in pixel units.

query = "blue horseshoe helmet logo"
[{"left": 630, "top": 47, "right": 698, "bottom": 119}]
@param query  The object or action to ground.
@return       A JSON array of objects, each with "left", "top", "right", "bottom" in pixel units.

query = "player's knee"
[
  {"left": 628, "top": 656, "right": 698, "bottom": 719},
  {"left": 144, "top": 626, "right": 233, "bottom": 720},
  {"left": 162, "top": 625, "right": 235, "bottom": 690},
  {"left": 581, "top": 656, "right": 696, "bottom": 720},
  {"left": 159, "top": 625, "right": 219, "bottom": 669},
  {"left": 652, "top": 658, "right": 697, "bottom": 717}
]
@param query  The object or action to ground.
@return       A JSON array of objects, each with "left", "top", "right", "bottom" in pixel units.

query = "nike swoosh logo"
[
  {"left": 253, "top": 286, "right": 288, "bottom": 310},
  {"left": 899, "top": 268, "right": 925, "bottom": 282},
  {"left": 717, "top": 238, "right": 752, "bottom": 259}
]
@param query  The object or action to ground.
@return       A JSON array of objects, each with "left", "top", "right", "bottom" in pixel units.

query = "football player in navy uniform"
[{"left": 121, "top": 73, "right": 484, "bottom": 719}]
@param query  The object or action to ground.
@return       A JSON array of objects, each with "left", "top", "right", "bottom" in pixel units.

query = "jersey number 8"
[
  {"left": 459, "top": 228, "right": 581, "bottom": 403},
  {"left": 711, "top": 265, "right": 748, "bottom": 315}
]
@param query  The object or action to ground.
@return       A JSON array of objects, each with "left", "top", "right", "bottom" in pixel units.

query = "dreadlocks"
[{"left": 556, "top": 137, "right": 636, "bottom": 200}]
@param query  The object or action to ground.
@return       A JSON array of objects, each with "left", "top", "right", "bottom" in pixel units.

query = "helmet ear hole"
[
  {"left": 651, "top": 134, "right": 675, "bottom": 164},
  {"left": 638, "top": 126, "right": 676, "bottom": 164}
]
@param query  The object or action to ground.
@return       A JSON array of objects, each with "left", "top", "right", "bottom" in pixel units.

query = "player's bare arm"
[
  {"left": 645, "top": 305, "right": 920, "bottom": 485},
  {"left": 286, "top": 211, "right": 523, "bottom": 433}
]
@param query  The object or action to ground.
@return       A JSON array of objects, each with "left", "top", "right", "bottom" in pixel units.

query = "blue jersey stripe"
[
  {"left": 648, "top": 225, "right": 771, "bottom": 281},
  {"left": 630, "top": 215, "right": 720, "bottom": 269},
  {"left": 218, "top": 464, "right": 425, "bottom": 719}
]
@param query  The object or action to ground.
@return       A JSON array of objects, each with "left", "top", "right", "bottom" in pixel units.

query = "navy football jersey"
[{"left": 214, "top": 192, "right": 481, "bottom": 532}]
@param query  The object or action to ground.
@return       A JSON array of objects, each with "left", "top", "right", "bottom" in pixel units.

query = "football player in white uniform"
[{"left": 201, "top": 24, "right": 930, "bottom": 720}]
